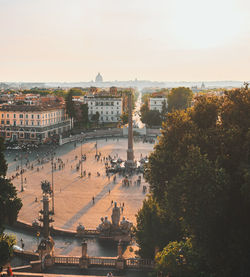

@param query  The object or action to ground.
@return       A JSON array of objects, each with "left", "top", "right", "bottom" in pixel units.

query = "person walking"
[{"left": 7, "top": 266, "right": 13, "bottom": 277}]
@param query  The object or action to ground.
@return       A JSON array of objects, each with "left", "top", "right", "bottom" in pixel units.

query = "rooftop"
[{"left": 0, "top": 104, "right": 64, "bottom": 112}]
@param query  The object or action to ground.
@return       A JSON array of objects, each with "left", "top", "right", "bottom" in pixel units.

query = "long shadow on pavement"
[{"left": 61, "top": 179, "right": 120, "bottom": 230}]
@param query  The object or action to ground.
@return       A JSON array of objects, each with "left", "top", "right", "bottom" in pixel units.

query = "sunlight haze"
[{"left": 0, "top": 0, "right": 249, "bottom": 82}]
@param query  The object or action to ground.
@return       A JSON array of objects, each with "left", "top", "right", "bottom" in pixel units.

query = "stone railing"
[
  {"left": 53, "top": 256, "right": 80, "bottom": 264},
  {"left": 88, "top": 257, "right": 117, "bottom": 267},
  {"left": 126, "top": 258, "right": 154, "bottom": 269},
  {"left": 59, "top": 128, "right": 122, "bottom": 145}
]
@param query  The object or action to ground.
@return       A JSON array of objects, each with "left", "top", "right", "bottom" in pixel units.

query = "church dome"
[{"left": 95, "top": 73, "right": 103, "bottom": 83}]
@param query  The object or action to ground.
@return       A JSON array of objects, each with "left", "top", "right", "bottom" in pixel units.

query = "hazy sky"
[{"left": 0, "top": 0, "right": 249, "bottom": 82}]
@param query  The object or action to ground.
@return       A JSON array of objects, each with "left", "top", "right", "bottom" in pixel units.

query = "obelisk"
[{"left": 126, "top": 92, "right": 134, "bottom": 167}]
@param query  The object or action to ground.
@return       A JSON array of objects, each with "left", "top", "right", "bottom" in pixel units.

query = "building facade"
[
  {"left": 0, "top": 104, "right": 71, "bottom": 143},
  {"left": 84, "top": 96, "right": 123, "bottom": 123},
  {"left": 149, "top": 97, "right": 167, "bottom": 112}
]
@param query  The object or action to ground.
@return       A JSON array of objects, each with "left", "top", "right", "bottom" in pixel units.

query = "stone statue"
[
  {"left": 120, "top": 217, "right": 133, "bottom": 234},
  {"left": 111, "top": 202, "right": 120, "bottom": 227},
  {"left": 77, "top": 223, "right": 85, "bottom": 234},
  {"left": 97, "top": 216, "right": 112, "bottom": 231}
]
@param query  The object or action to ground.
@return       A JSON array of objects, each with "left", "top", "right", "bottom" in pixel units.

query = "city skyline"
[{"left": 0, "top": 0, "right": 249, "bottom": 82}]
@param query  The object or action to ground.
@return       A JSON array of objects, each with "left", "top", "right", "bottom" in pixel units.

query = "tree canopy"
[
  {"left": 167, "top": 87, "right": 193, "bottom": 112},
  {"left": 120, "top": 112, "right": 128, "bottom": 125},
  {"left": 0, "top": 137, "right": 22, "bottom": 266},
  {"left": 135, "top": 88, "right": 250, "bottom": 277}
]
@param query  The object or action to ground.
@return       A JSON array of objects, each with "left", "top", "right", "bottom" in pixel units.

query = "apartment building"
[
  {"left": 0, "top": 104, "right": 71, "bottom": 143},
  {"left": 149, "top": 97, "right": 167, "bottom": 112},
  {"left": 84, "top": 96, "right": 123, "bottom": 123}
]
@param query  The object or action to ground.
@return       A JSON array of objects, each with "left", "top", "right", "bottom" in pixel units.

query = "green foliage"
[
  {"left": 144, "top": 110, "right": 162, "bottom": 127},
  {"left": 167, "top": 87, "right": 193, "bottom": 112},
  {"left": 65, "top": 89, "right": 77, "bottom": 119},
  {"left": 0, "top": 234, "right": 16, "bottom": 266},
  {"left": 140, "top": 102, "right": 149, "bottom": 122},
  {"left": 0, "top": 177, "right": 23, "bottom": 226},
  {"left": 135, "top": 196, "right": 182, "bottom": 259},
  {"left": 140, "top": 102, "right": 162, "bottom": 127},
  {"left": 120, "top": 112, "right": 128, "bottom": 125},
  {"left": 0, "top": 138, "right": 22, "bottom": 267},
  {"left": 155, "top": 239, "right": 199, "bottom": 277},
  {"left": 0, "top": 138, "right": 7, "bottom": 177},
  {"left": 80, "top": 104, "right": 89, "bottom": 127},
  {"left": 91, "top": 112, "right": 100, "bottom": 125},
  {"left": 136, "top": 89, "right": 250, "bottom": 276},
  {"left": 161, "top": 99, "right": 168, "bottom": 121}
]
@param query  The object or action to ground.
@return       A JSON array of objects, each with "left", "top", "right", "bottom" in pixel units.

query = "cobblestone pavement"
[{"left": 6, "top": 138, "right": 154, "bottom": 232}]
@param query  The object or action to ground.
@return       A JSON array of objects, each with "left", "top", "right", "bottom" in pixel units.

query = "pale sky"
[{"left": 0, "top": 0, "right": 249, "bottom": 82}]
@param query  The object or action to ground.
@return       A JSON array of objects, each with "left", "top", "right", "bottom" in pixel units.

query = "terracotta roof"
[{"left": 0, "top": 104, "right": 64, "bottom": 112}]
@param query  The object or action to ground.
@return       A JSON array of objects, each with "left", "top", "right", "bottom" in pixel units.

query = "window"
[
  {"left": 1, "top": 120, "right": 4, "bottom": 124},
  {"left": 111, "top": 111, "right": 113, "bottom": 114},
  {"left": 7, "top": 114, "right": 9, "bottom": 118},
  {"left": 1, "top": 114, "right": 3, "bottom": 118},
  {"left": 26, "top": 114, "right": 28, "bottom": 119},
  {"left": 37, "top": 121, "right": 40, "bottom": 126},
  {"left": 13, "top": 121, "right": 16, "bottom": 126},
  {"left": 19, "top": 114, "right": 23, "bottom": 118},
  {"left": 20, "top": 121, "right": 23, "bottom": 125},
  {"left": 6, "top": 120, "right": 10, "bottom": 124},
  {"left": 14, "top": 114, "right": 16, "bottom": 118},
  {"left": 26, "top": 120, "right": 28, "bottom": 125},
  {"left": 106, "top": 111, "right": 108, "bottom": 115},
  {"left": 37, "top": 115, "right": 40, "bottom": 119},
  {"left": 31, "top": 121, "right": 34, "bottom": 126},
  {"left": 31, "top": 114, "right": 34, "bottom": 119}
]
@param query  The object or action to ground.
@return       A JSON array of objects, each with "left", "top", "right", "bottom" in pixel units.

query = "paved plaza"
[{"left": 6, "top": 138, "right": 154, "bottom": 232}]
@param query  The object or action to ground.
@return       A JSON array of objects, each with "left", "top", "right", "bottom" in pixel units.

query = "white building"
[
  {"left": 0, "top": 104, "right": 71, "bottom": 143},
  {"left": 84, "top": 96, "right": 123, "bottom": 123},
  {"left": 149, "top": 97, "right": 167, "bottom": 112}
]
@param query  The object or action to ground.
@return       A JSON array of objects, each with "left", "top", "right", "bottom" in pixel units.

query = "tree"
[
  {"left": 135, "top": 196, "right": 182, "bottom": 259},
  {"left": 120, "top": 112, "right": 128, "bottom": 125},
  {"left": 136, "top": 89, "right": 250, "bottom": 276},
  {"left": 65, "top": 89, "right": 77, "bottom": 122},
  {"left": 0, "top": 137, "right": 22, "bottom": 266},
  {"left": 161, "top": 99, "right": 168, "bottom": 121},
  {"left": 0, "top": 234, "right": 16, "bottom": 267},
  {"left": 155, "top": 239, "right": 199, "bottom": 277},
  {"left": 80, "top": 103, "right": 89, "bottom": 127},
  {"left": 140, "top": 102, "right": 149, "bottom": 124},
  {"left": 143, "top": 110, "right": 162, "bottom": 127},
  {"left": 167, "top": 87, "right": 193, "bottom": 112},
  {"left": 91, "top": 112, "right": 100, "bottom": 126}
]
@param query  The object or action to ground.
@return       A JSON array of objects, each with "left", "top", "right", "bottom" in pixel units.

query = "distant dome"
[{"left": 95, "top": 73, "right": 103, "bottom": 83}]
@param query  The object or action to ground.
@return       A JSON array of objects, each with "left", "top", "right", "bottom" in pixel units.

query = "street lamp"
[
  {"left": 50, "top": 148, "right": 56, "bottom": 214},
  {"left": 80, "top": 138, "right": 83, "bottom": 178},
  {"left": 20, "top": 152, "right": 24, "bottom": 192}
]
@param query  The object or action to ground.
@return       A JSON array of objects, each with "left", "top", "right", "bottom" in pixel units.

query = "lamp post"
[
  {"left": 80, "top": 138, "right": 83, "bottom": 178},
  {"left": 20, "top": 152, "right": 24, "bottom": 192},
  {"left": 50, "top": 149, "right": 56, "bottom": 214},
  {"left": 95, "top": 139, "right": 97, "bottom": 156}
]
